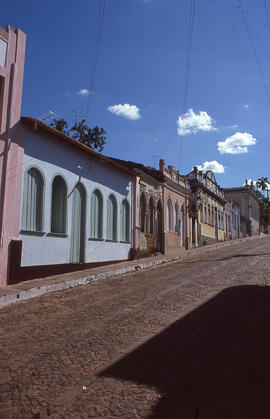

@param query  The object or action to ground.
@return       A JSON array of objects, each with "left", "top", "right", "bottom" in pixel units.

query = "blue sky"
[{"left": 2, "top": 0, "right": 270, "bottom": 187}]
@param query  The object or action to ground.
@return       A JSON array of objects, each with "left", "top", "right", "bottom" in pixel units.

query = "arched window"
[
  {"left": 91, "top": 189, "right": 103, "bottom": 238},
  {"left": 221, "top": 211, "right": 224, "bottom": 230},
  {"left": 140, "top": 194, "right": 146, "bottom": 233},
  {"left": 51, "top": 176, "right": 67, "bottom": 234},
  {"left": 167, "top": 199, "right": 172, "bottom": 231},
  {"left": 174, "top": 202, "right": 179, "bottom": 232},
  {"left": 180, "top": 204, "right": 185, "bottom": 246},
  {"left": 149, "top": 197, "right": 155, "bottom": 234},
  {"left": 212, "top": 206, "right": 214, "bottom": 226},
  {"left": 204, "top": 201, "right": 207, "bottom": 223},
  {"left": 200, "top": 203, "right": 203, "bottom": 222},
  {"left": 22, "top": 167, "right": 44, "bottom": 232},
  {"left": 208, "top": 204, "right": 211, "bottom": 224},
  {"left": 107, "top": 194, "right": 117, "bottom": 240},
  {"left": 218, "top": 209, "right": 220, "bottom": 229},
  {"left": 121, "top": 199, "right": 130, "bottom": 241}
]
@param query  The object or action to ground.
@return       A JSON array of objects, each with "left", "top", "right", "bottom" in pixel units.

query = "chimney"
[{"left": 159, "top": 159, "right": 165, "bottom": 173}]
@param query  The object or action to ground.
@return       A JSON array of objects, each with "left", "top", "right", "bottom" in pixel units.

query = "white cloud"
[
  {"left": 196, "top": 160, "right": 225, "bottom": 174},
  {"left": 77, "top": 89, "right": 92, "bottom": 96},
  {"left": 243, "top": 104, "right": 250, "bottom": 109},
  {"left": 177, "top": 108, "right": 217, "bottom": 136},
  {"left": 108, "top": 104, "right": 141, "bottom": 120},
  {"left": 218, "top": 132, "right": 256, "bottom": 154}
]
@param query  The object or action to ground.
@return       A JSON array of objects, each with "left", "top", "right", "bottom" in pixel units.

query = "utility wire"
[
  {"left": 179, "top": 0, "right": 196, "bottom": 172},
  {"left": 183, "top": 0, "right": 196, "bottom": 114},
  {"left": 86, "top": 0, "right": 107, "bottom": 121},
  {"left": 238, "top": 0, "right": 270, "bottom": 104},
  {"left": 264, "top": 0, "right": 270, "bottom": 36}
]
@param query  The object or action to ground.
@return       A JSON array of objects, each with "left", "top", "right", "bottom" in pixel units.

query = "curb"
[{"left": 0, "top": 235, "right": 266, "bottom": 309}]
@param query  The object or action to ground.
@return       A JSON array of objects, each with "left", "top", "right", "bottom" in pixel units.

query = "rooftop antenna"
[
  {"left": 38, "top": 110, "right": 57, "bottom": 124},
  {"left": 72, "top": 109, "right": 83, "bottom": 125}
]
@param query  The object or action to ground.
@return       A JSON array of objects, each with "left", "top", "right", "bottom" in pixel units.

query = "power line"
[
  {"left": 179, "top": 0, "right": 196, "bottom": 172},
  {"left": 264, "top": 0, "right": 270, "bottom": 36},
  {"left": 238, "top": 0, "right": 270, "bottom": 104},
  {"left": 86, "top": 0, "right": 107, "bottom": 121},
  {"left": 183, "top": 0, "right": 196, "bottom": 114}
]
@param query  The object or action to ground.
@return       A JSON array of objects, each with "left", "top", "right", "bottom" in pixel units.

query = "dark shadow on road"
[
  {"left": 178, "top": 252, "right": 270, "bottom": 265},
  {"left": 100, "top": 286, "right": 270, "bottom": 419}
]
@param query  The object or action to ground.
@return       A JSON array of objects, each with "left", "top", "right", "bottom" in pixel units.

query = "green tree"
[
  {"left": 50, "top": 118, "right": 106, "bottom": 152},
  {"left": 50, "top": 118, "right": 69, "bottom": 134},
  {"left": 256, "top": 177, "right": 269, "bottom": 199}
]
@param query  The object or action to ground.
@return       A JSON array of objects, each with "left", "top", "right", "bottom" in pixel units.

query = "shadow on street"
[
  {"left": 178, "top": 251, "right": 270, "bottom": 265},
  {"left": 100, "top": 285, "right": 270, "bottom": 419}
]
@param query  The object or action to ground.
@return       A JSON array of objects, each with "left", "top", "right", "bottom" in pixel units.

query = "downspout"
[{"left": 131, "top": 175, "right": 137, "bottom": 259}]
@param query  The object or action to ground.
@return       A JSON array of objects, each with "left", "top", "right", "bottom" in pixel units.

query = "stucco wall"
[
  {"left": 198, "top": 194, "right": 225, "bottom": 243},
  {"left": 19, "top": 127, "right": 133, "bottom": 266},
  {"left": 163, "top": 186, "right": 187, "bottom": 250},
  {"left": 224, "top": 191, "right": 260, "bottom": 235}
]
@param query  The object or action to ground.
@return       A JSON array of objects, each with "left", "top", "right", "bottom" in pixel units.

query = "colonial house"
[
  {"left": 0, "top": 24, "right": 137, "bottom": 287},
  {"left": 159, "top": 160, "right": 191, "bottom": 252},
  {"left": 224, "top": 201, "right": 240, "bottom": 240},
  {"left": 187, "top": 167, "right": 227, "bottom": 245},
  {"left": 9, "top": 118, "right": 136, "bottom": 284},
  {"left": 222, "top": 186, "right": 260, "bottom": 236},
  {"left": 109, "top": 158, "right": 191, "bottom": 256},
  {"left": 108, "top": 158, "right": 164, "bottom": 258}
]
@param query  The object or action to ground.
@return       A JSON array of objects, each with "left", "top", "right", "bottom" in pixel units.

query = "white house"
[{"left": 9, "top": 117, "right": 135, "bottom": 283}]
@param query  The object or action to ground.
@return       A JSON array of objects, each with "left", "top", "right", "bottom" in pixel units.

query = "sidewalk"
[{"left": 0, "top": 235, "right": 266, "bottom": 309}]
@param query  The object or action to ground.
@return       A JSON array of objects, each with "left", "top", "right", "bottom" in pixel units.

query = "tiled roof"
[{"left": 21, "top": 117, "right": 136, "bottom": 177}]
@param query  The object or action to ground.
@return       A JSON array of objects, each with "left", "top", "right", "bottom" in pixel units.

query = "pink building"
[{"left": 0, "top": 25, "right": 26, "bottom": 287}]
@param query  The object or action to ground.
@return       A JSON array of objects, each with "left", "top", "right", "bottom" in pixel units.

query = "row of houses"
[{"left": 0, "top": 25, "right": 262, "bottom": 287}]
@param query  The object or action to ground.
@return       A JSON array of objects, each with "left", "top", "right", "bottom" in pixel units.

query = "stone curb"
[{"left": 0, "top": 235, "right": 265, "bottom": 309}]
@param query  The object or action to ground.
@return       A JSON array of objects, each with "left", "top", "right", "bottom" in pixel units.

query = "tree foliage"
[
  {"left": 256, "top": 177, "right": 269, "bottom": 199},
  {"left": 50, "top": 118, "right": 106, "bottom": 152}
]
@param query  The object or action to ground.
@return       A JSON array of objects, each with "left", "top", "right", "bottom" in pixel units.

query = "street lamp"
[{"left": 187, "top": 196, "right": 203, "bottom": 218}]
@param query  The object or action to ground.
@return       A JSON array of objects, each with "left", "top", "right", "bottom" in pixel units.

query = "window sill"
[
  {"left": 120, "top": 240, "right": 131, "bottom": 244},
  {"left": 47, "top": 232, "right": 68, "bottom": 238},
  {"left": 20, "top": 230, "right": 46, "bottom": 236},
  {"left": 105, "top": 239, "right": 118, "bottom": 243},
  {"left": 88, "top": 237, "right": 104, "bottom": 241}
]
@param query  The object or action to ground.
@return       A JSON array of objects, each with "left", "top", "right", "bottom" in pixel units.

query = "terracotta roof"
[
  {"left": 107, "top": 157, "right": 164, "bottom": 182},
  {"left": 21, "top": 117, "right": 136, "bottom": 177}
]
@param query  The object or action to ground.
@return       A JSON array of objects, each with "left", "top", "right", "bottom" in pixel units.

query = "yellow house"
[{"left": 187, "top": 168, "right": 226, "bottom": 245}]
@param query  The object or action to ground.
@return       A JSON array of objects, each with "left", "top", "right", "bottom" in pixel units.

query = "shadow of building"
[{"left": 100, "top": 285, "right": 270, "bottom": 418}]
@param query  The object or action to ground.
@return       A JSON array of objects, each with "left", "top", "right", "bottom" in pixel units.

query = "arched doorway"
[
  {"left": 70, "top": 183, "right": 86, "bottom": 263},
  {"left": 180, "top": 204, "right": 185, "bottom": 247},
  {"left": 140, "top": 194, "right": 146, "bottom": 233},
  {"left": 156, "top": 200, "right": 162, "bottom": 252}
]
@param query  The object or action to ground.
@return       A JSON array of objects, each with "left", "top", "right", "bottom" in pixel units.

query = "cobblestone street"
[{"left": 1, "top": 236, "right": 270, "bottom": 418}]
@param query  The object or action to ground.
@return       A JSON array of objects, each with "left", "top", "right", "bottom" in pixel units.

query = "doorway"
[{"left": 70, "top": 183, "right": 86, "bottom": 263}]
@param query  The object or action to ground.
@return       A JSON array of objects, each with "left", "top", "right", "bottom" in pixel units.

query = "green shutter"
[
  {"left": 91, "top": 190, "right": 103, "bottom": 238},
  {"left": 22, "top": 168, "right": 43, "bottom": 231}
]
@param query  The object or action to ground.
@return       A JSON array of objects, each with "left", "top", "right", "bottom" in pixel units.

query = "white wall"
[{"left": 19, "top": 127, "right": 133, "bottom": 266}]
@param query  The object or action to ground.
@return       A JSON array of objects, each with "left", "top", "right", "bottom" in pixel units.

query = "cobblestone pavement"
[{"left": 1, "top": 236, "right": 270, "bottom": 419}]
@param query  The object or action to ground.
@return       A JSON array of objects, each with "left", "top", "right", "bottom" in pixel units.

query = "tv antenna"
[{"left": 38, "top": 110, "right": 57, "bottom": 124}]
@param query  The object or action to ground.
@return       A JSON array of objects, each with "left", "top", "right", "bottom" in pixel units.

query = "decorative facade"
[
  {"left": 187, "top": 167, "right": 226, "bottom": 245},
  {"left": 159, "top": 160, "right": 191, "bottom": 252},
  {"left": 224, "top": 201, "right": 240, "bottom": 240},
  {"left": 222, "top": 186, "right": 260, "bottom": 236},
  {"left": 108, "top": 159, "right": 164, "bottom": 257}
]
